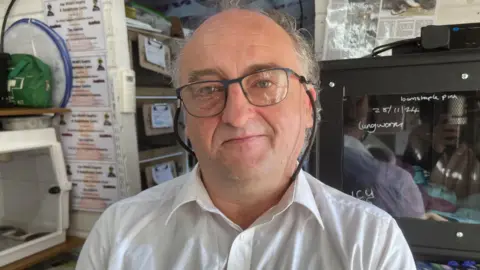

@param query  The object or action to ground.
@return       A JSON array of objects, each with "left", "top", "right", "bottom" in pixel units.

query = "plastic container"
[
  {"left": 0, "top": 128, "right": 71, "bottom": 267},
  {"left": 1, "top": 116, "right": 53, "bottom": 131}
]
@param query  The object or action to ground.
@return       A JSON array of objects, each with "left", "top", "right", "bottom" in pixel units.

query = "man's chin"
[
  {"left": 223, "top": 161, "right": 268, "bottom": 181},
  {"left": 216, "top": 151, "right": 270, "bottom": 175}
]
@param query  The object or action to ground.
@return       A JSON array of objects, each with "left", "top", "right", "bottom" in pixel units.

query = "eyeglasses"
[{"left": 176, "top": 67, "right": 307, "bottom": 118}]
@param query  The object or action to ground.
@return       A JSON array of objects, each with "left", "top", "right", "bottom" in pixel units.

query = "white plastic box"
[{"left": 0, "top": 128, "right": 71, "bottom": 267}]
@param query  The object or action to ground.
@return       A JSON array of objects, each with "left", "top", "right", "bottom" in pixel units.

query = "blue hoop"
[{"left": 6, "top": 18, "right": 73, "bottom": 108}]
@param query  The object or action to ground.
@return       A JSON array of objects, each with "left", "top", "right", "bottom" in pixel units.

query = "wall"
[
  {"left": 0, "top": 0, "right": 139, "bottom": 237},
  {"left": 315, "top": 0, "right": 480, "bottom": 61},
  {"left": 315, "top": 0, "right": 329, "bottom": 60}
]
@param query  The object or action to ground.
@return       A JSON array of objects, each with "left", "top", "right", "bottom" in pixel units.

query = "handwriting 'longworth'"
[{"left": 358, "top": 121, "right": 404, "bottom": 133}]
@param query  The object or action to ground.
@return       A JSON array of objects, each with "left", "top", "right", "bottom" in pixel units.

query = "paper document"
[
  {"left": 127, "top": 18, "right": 165, "bottom": 34},
  {"left": 144, "top": 37, "right": 167, "bottom": 68},
  {"left": 44, "top": 0, "right": 106, "bottom": 52},
  {"left": 152, "top": 163, "right": 175, "bottom": 184},
  {"left": 151, "top": 104, "right": 173, "bottom": 128}
]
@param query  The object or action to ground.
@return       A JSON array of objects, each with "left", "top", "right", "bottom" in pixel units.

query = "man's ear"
[
  {"left": 303, "top": 85, "right": 317, "bottom": 105},
  {"left": 304, "top": 85, "right": 317, "bottom": 128},
  {"left": 308, "top": 85, "right": 317, "bottom": 101}
]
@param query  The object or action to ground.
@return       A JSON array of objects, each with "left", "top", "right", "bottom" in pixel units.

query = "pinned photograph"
[
  {"left": 104, "top": 113, "right": 112, "bottom": 126},
  {"left": 59, "top": 114, "right": 66, "bottom": 125},
  {"left": 66, "top": 164, "right": 72, "bottom": 176},
  {"left": 93, "top": 0, "right": 101, "bottom": 11},
  {"left": 381, "top": 0, "right": 436, "bottom": 16},
  {"left": 107, "top": 166, "right": 116, "bottom": 178},
  {"left": 47, "top": 4, "right": 55, "bottom": 17},
  {"left": 97, "top": 58, "right": 105, "bottom": 71}
]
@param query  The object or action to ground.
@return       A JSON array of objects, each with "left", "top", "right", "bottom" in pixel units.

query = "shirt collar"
[
  {"left": 290, "top": 171, "right": 325, "bottom": 229},
  {"left": 165, "top": 165, "right": 215, "bottom": 225},
  {"left": 165, "top": 165, "right": 324, "bottom": 230}
]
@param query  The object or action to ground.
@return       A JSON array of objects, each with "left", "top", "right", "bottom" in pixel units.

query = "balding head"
[
  {"left": 191, "top": 8, "right": 288, "bottom": 41},
  {"left": 178, "top": 8, "right": 300, "bottom": 86},
  {"left": 172, "top": 8, "right": 318, "bottom": 88}
]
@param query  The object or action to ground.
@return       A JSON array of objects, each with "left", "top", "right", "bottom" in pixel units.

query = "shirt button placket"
[{"left": 226, "top": 230, "right": 254, "bottom": 270}]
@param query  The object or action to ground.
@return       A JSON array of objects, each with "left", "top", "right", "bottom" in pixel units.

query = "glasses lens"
[
  {"left": 180, "top": 82, "right": 226, "bottom": 117},
  {"left": 242, "top": 69, "right": 289, "bottom": 106}
]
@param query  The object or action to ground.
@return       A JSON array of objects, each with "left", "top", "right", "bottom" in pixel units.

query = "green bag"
[{"left": 7, "top": 54, "right": 53, "bottom": 108}]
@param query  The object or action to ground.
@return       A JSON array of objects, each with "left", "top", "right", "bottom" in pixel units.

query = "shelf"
[
  {"left": 139, "top": 145, "right": 185, "bottom": 164},
  {"left": 2, "top": 236, "right": 85, "bottom": 270},
  {"left": 136, "top": 87, "right": 176, "bottom": 98},
  {"left": 127, "top": 27, "right": 184, "bottom": 44},
  {"left": 0, "top": 108, "right": 70, "bottom": 117}
]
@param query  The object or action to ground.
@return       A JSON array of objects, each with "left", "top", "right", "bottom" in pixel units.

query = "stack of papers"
[{"left": 126, "top": 18, "right": 164, "bottom": 34}]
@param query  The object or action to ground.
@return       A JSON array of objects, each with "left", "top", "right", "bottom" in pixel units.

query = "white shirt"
[{"left": 76, "top": 166, "right": 416, "bottom": 270}]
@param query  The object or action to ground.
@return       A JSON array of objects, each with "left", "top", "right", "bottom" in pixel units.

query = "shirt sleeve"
[
  {"left": 375, "top": 218, "right": 416, "bottom": 270},
  {"left": 76, "top": 205, "right": 116, "bottom": 270}
]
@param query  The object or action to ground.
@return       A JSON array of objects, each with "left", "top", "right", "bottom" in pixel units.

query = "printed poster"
[
  {"left": 66, "top": 162, "right": 118, "bottom": 211},
  {"left": 71, "top": 182, "right": 118, "bottom": 211},
  {"left": 44, "top": 0, "right": 121, "bottom": 212},
  {"left": 58, "top": 111, "right": 114, "bottom": 133},
  {"left": 44, "top": 0, "right": 106, "bottom": 52},
  {"left": 60, "top": 129, "right": 116, "bottom": 162},
  {"left": 68, "top": 54, "right": 109, "bottom": 108}
]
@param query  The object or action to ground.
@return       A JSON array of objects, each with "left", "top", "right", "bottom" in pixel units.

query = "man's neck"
[{"left": 200, "top": 167, "right": 292, "bottom": 229}]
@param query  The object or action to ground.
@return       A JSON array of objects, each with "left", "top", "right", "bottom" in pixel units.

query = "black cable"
[
  {"left": 1, "top": 0, "right": 18, "bottom": 53},
  {"left": 174, "top": 107, "right": 196, "bottom": 158},
  {"left": 373, "top": 37, "right": 419, "bottom": 52},
  {"left": 173, "top": 83, "right": 318, "bottom": 184},
  {"left": 290, "top": 86, "right": 317, "bottom": 183},
  {"left": 365, "top": 37, "right": 420, "bottom": 57}
]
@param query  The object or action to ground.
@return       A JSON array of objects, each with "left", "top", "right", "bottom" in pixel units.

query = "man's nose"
[{"left": 221, "top": 83, "right": 255, "bottom": 127}]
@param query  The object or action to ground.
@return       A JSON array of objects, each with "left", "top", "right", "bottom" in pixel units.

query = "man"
[
  {"left": 77, "top": 7, "right": 416, "bottom": 270},
  {"left": 342, "top": 95, "right": 425, "bottom": 219}
]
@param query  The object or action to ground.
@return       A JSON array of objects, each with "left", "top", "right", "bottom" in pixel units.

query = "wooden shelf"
[
  {"left": 136, "top": 87, "right": 176, "bottom": 98},
  {"left": 2, "top": 236, "right": 85, "bottom": 270},
  {"left": 139, "top": 145, "right": 185, "bottom": 163},
  {"left": 0, "top": 108, "right": 70, "bottom": 117}
]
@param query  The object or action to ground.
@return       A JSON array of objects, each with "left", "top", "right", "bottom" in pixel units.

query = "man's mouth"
[{"left": 223, "top": 135, "right": 264, "bottom": 144}]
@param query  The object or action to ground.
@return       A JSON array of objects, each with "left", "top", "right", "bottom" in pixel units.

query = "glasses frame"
[{"left": 176, "top": 67, "right": 308, "bottom": 118}]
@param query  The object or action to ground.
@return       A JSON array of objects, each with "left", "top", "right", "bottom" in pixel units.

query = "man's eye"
[
  {"left": 255, "top": 80, "right": 272, "bottom": 88},
  {"left": 196, "top": 86, "right": 219, "bottom": 95}
]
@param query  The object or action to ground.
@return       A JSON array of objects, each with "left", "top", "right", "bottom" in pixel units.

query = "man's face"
[{"left": 180, "top": 9, "right": 314, "bottom": 180}]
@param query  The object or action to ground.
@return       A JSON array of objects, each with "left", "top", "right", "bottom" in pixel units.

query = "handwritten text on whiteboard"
[
  {"left": 351, "top": 188, "right": 375, "bottom": 203},
  {"left": 400, "top": 94, "right": 458, "bottom": 102},
  {"left": 371, "top": 105, "right": 419, "bottom": 114},
  {"left": 358, "top": 121, "right": 404, "bottom": 133}
]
